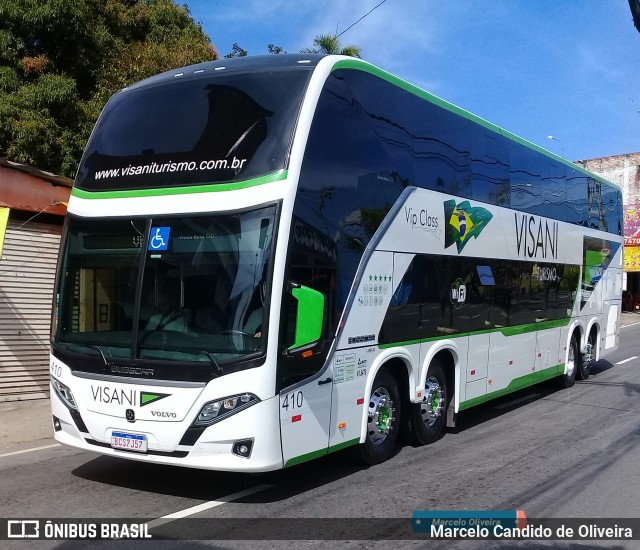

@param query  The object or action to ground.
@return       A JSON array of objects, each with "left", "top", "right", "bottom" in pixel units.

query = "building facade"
[
  {"left": 576, "top": 152, "right": 640, "bottom": 310},
  {"left": 0, "top": 158, "right": 71, "bottom": 402}
]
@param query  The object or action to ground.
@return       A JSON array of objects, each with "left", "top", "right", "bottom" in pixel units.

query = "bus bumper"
[{"left": 51, "top": 385, "right": 284, "bottom": 472}]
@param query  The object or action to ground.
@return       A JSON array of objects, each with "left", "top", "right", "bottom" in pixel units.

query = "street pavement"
[{"left": 3, "top": 310, "right": 640, "bottom": 456}]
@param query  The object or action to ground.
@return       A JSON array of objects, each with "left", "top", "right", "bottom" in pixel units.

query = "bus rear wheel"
[
  {"left": 405, "top": 359, "right": 448, "bottom": 445},
  {"left": 353, "top": 369, "right": 401, "bottom": 465}
]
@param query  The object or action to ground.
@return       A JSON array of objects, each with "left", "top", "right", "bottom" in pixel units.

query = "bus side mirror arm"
[{"left": 286, "top": 283, "right": 327, "bottom": 355}]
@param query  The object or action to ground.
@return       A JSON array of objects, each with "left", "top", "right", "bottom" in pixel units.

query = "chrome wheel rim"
[
  {"left": 367, "top": 386, "right": 395, "bottom": 445},
  {"left": 421, "top": 376, "right": 444, "bottom": 427},
  {"left": 567, "top": 341, "right": 576, "bottom": 377},
  {"left": 584, "top": 339, "right": 594, "bottom": 369}
]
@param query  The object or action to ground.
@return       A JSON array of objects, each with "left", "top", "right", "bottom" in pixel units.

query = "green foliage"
[
  {"left": 0, "top": 0, "right": 217, "bottom": 177},
  {"left": 267, "top": 44, "right": 285, "bottom": 54},
  {"left": 224, "top": 43, "right": 248, "bottom": 58},
  {"left": 300, "top": 34, "right": 361, "bottom": 57},
  {"left": 225, "top": 43, "right": 287, "bottom": 57}
]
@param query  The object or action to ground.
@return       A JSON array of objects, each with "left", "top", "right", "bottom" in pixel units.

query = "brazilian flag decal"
[
  {"left": 444, "top": 199, "right": 493, "bottom": 253},
  {"left": 140, "top": 391, "right": 170, "bottom": 407}
]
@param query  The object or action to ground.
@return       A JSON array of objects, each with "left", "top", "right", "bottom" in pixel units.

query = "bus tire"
[
  {"left": 405, "top": 358, "right": 448, "bottom": 445},
  {"left": 353, "top": 369, "right": 401, "bottom": 465},
  {"left": 560, "top": 336, "right": 578, "bottom": 388},
  {"left": 577, "top": 331, "right": 595, "bottom": 380}
]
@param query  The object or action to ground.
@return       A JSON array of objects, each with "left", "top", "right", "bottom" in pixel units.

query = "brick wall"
[{"left": 575, "top": 152, "right": 640, "bottom": 205}]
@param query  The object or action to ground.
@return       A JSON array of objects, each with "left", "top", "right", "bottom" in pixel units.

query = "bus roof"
[
  {"left": 327, "top": 57, "right": 618, "bottom": 191},
  {"left": 120, "top": 53, "right": 616, "bottom": 191},
  {"left": 123, "top": 54, "right": 327, "bottom": 92}
]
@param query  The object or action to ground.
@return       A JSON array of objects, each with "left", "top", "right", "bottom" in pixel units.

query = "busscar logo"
[
  {"left": 348, "top": 334, "right": 375, "bottom": 345},
  {"left": 110, "top": 365, "right": 154, "bottom": 376},
  {"left": 444, "top": 200, "right": 493, "bottom": 253}
]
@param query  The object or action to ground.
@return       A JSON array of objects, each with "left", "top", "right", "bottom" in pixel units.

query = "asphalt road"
[{"left": 2, "top": 319, "right": 640, "bottom": 550}]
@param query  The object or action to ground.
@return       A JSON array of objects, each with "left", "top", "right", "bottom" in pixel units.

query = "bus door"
[{"left": 279, "top": 366, "right": 333, "bottom": 468}]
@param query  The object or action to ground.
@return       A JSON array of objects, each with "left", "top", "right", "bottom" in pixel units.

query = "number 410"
[{"left": 282, "top": 391, "right": 303, "bottom": 411}]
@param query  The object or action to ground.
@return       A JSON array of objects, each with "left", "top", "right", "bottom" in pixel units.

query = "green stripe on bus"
[
  {"left": 284, "top": 437, "right": 360, "bottom": 468},
  {"left": 499, "top": 318, "right": 569, "bottom": 337},
  {"left": 330, "top": 59, "right": 617, "bottom": 191},
  {"left": 378, "top": 318, "right": 570, "bottom": 349},
  {"left": 70, "top": 170, "right": 288, "bottom": 199},
  {"left": 458, "top": 363, "right": 563, "bottom": 411}
]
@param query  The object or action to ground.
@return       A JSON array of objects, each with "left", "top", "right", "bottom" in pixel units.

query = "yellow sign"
[
  {"left": 0, "top": 207, "right": 9, "bottom": 258},
  {"left": 624, "top": 246, "right": 640, "bottom": 272}
]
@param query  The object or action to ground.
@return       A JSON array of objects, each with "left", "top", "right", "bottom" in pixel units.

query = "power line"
[{"left": 336, "top": 0, "right": 389, "bottom": 39}]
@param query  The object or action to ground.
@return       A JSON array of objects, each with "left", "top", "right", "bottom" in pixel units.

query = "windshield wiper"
[
  {"left": 225, "top": 119, "right": 260, "bottom": 158},
  {"left": 89, "top": 345, "right": 111, "bottom": 367},
  {"left": 200, "top": 351, "right": 223, "bottom": 377}
]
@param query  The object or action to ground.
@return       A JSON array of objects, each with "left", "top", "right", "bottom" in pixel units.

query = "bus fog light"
[
  {"left": 193, "top": 393, "right": 260, "bottom": 427},
  {"left": 232, "top": 439, "right": 254, "bottom": 458}
]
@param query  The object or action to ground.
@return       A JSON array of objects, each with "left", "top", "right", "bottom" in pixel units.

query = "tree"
[
  {"left": 225, "top": 43, "right": 248, "bottom": 58},
  {"left": 225, "top": 43, "right": 285, "bottom": 56},
  {"left": 300, "top": 34, "right": 361, "bottom": 57},
  {"left": 267, "top": 44, "right": 286, "bottom": 54},
  {"left": 0, "top": 0, "right": 216, "bottom": 177}
]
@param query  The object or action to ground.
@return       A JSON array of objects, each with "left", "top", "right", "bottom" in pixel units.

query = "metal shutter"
[{"left": 0, "top": 218, "right": 62, "bottom": 402}]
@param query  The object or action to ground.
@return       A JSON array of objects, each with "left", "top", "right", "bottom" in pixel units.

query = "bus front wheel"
[
  {"left": 405, "top": 359, "right": 448, "bottom": 445},
  {"left": 353, "top": 369, "right": 401, "bottom": 465}
]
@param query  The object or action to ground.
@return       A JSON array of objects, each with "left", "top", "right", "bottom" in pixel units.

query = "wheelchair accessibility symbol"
[{"left": 148, "top": 227, "right": 170, "bottom": 251}]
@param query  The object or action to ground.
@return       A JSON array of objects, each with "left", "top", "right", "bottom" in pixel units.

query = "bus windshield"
[
  {"left": 53, "top": 205, "right": 277, "bottom": 367},
  {"left": 75, "top": 68, "right": 312, "bottom": 190}
]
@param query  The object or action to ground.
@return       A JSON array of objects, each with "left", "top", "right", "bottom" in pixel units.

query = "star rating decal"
[{"left": 369, "top": 274, "right": 392, "bottom": 282}]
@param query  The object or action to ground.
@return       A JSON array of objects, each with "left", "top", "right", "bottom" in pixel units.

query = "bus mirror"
[{"left": 288, "top": 284, "right": 326, "bottom": 352}]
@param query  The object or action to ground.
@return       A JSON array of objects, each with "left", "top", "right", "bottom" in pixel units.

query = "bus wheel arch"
[{"left": 405, "top": 349, "right": 455, "bottom": 446}]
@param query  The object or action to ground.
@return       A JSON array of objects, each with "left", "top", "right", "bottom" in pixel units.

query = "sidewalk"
[
  {"left": 0, "top": 399, "right": 55, "bottom": 455},
  {"left": 621, "top": 310, "right": 640, "bottom": 327}
]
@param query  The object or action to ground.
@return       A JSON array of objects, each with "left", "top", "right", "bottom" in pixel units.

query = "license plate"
[{"left": 111, "top": 431, "right": 147, "bottom": 453}]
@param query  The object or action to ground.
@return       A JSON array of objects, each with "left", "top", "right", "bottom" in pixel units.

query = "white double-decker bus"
[{"left": 50, "top": 54, "right": 623, "bottom": 471}]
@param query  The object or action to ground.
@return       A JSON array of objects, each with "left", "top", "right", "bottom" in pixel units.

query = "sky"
[{"left": 185, "top": 0, "right": 640, "bottom": 162}]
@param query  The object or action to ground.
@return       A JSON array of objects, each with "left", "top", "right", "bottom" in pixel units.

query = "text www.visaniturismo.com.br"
[{"left": 94, "top": 156, "right": 248, "bottom": 180}]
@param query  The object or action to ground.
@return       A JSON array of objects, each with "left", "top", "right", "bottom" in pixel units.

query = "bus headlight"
[
  {"left": 193, "top": 393, "right": 259, "bottom": 427},
  {"left": 51, "top": 377, "right": 78, "bottom": 411}
]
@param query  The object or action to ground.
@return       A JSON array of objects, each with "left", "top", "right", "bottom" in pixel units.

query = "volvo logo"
[
  {"left": 150, "top": 411, "right": 177, "bottom": 418},
  {"left": 126, "top": 409, "right": 136, "bottom": 423}
]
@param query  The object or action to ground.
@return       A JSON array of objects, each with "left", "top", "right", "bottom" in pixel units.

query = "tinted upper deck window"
[{"left": 76, "top": 68, "right": 312, "bottom": 190}]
